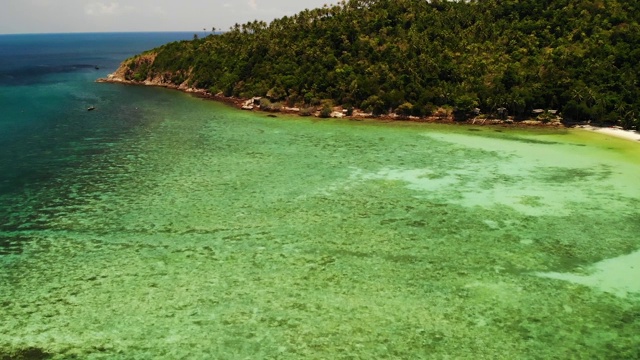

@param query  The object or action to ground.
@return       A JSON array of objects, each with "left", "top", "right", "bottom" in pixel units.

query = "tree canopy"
[{"left": 121, "top": 0, "right": 640, "bottom": 127}]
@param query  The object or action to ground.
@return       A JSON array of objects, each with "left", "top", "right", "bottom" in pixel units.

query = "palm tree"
[{"left": 571, "top": 88, "right": 584, "bottom": 103}]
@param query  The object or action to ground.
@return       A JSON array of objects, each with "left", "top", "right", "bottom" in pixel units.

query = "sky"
[{"left": 1, "top": 0, "right": 337, "bottom": 34}]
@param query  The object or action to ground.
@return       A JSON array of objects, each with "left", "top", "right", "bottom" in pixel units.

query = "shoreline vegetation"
[
  {"left": 97, "top": 72, "right": 561, "bottom": 125},
  {"left": 97, "top": 73, "right": 640, "bottom": 143},
  {"left": 99, "top": 0, "right": 640, "bottom": 142}
]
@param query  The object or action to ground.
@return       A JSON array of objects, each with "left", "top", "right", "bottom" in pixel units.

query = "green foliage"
[
  {"left": 132, "top": 72, "right": 146, "bottom": 82},
  {"left": 131, "top": 61, "right": 150, "bottom": 82},
  {"left": 454, "top": 95, "right": 479, "bottom": 120},
  {"left": 345, "top": 106, "right": 354, "bottom": 116},
  {"left": 319, "top": 105, "right": 333, "bottom": 118},
  {"left": 421, "top": 103, "right": 437, "bottom": 117},
  {"left": 259, "top": 98, "right": 283, "bottom": 112},
  {"left": 124, "top": 0, "right": 640, "bottom": 126},
  {"left": 259, "top": 98, "right": 273, "bottom": 110},
  {"left": 267, "top": 86, "right": 286, "bottom": 101},
  {"left": 362, "top": 95, "right": 386, "bottom": 116},
  {"left": 396, "top": 102, "right": 413, "bottom": 118},
  {"left": 300, "top": 107, "right": 315, "bottom": 116}
]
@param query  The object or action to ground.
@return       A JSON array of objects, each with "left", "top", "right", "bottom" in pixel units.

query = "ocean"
[
  {"left": 1, "top": 33, "right": 639, "bottom": 359},
  {"left": 0, "top": 32, "right": 194, "bottom": 195}
]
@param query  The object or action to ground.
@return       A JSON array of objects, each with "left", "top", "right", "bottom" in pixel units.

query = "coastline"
[
  {"left": 97, "top": 74, "right": 458, "bottom": 123},
  {"left": 575, "top": 125, "right": 640, "bottom": 142},
  {"left": 97, "top": 75, "right": 640, "bottom": 144},
  {"left": 96, "top": 75, "right": 247, "bottom": 109}
]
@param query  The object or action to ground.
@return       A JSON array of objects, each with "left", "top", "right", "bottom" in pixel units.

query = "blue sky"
[{"left": 1, "top": 0, "right": 336, "bottom": 34}]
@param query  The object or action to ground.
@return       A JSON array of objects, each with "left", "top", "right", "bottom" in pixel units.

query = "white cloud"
[
  {"left": 84, "top": 2, "right": 131, "bottom": 16},
  {"left": 248, "top": 0, "right": 257, "bottom": 11}
]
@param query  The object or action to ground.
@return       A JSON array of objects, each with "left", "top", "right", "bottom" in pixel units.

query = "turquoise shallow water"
[
  {"left": 1, "top": 35, "right": 640, "bottom": 359},
  {"left": 0, "top": 32, "right": 193, "bottom": 195},
  {"left": 1, "top": 90, "right": 639, "bottom": 358}
]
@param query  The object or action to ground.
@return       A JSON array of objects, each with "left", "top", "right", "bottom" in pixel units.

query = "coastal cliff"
[
  {"left": 98, "top": 55, "right": 259, "bottom": 111},
  {"left": 99, "top": 0, "right": 640, "bottom": 128},
  {"left": 100, "top": 52, "right": 185, "bottom": 89},
  {"left": 99, "top": 61, "right": 460, "bottom": 122}
]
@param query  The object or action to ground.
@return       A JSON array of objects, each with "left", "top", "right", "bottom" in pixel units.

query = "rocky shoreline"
[
  {"left": 99, "top": 72, "right": 571, "bottom": 129},
  {"left": 97, "top": 73, "right": 640, "bottom": 143}
]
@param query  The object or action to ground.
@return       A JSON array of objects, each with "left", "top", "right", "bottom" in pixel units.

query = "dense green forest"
[{"left": 121, "top": 0, "right": 640, "bottom": 128}]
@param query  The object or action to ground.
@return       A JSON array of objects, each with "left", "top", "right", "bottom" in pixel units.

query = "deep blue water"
[{"left": 0, "top": 32, "right": 193, "bottom": 196}]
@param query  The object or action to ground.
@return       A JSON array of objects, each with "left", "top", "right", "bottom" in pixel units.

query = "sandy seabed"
[{"left": 1, "top": 91, "right": 640, "bottom": 359}]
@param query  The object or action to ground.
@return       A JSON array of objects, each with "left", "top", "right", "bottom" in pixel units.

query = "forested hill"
[{"left": 117, "top": 0, "right": 639, "bottom": 127}]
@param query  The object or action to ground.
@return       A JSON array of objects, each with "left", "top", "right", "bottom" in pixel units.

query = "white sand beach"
[{"left": 576, "top": 125, "right": 640, "bottom": 142}]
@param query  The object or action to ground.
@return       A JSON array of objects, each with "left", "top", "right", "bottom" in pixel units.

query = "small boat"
[
  {"left": 95, "top": 65, "right": 100, "bottom": 70},
  {"left": 87, "top": 106, "right": 95, "bottom": 111}
]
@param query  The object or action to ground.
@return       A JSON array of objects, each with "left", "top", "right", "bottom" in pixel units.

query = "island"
[{"left": 100, "top": 0, "right": 639, "bottom": 130}]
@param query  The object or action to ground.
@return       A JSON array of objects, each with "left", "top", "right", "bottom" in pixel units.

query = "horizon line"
[{"left": 0, "top": 30, "right": 210, "bottom": 36}]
